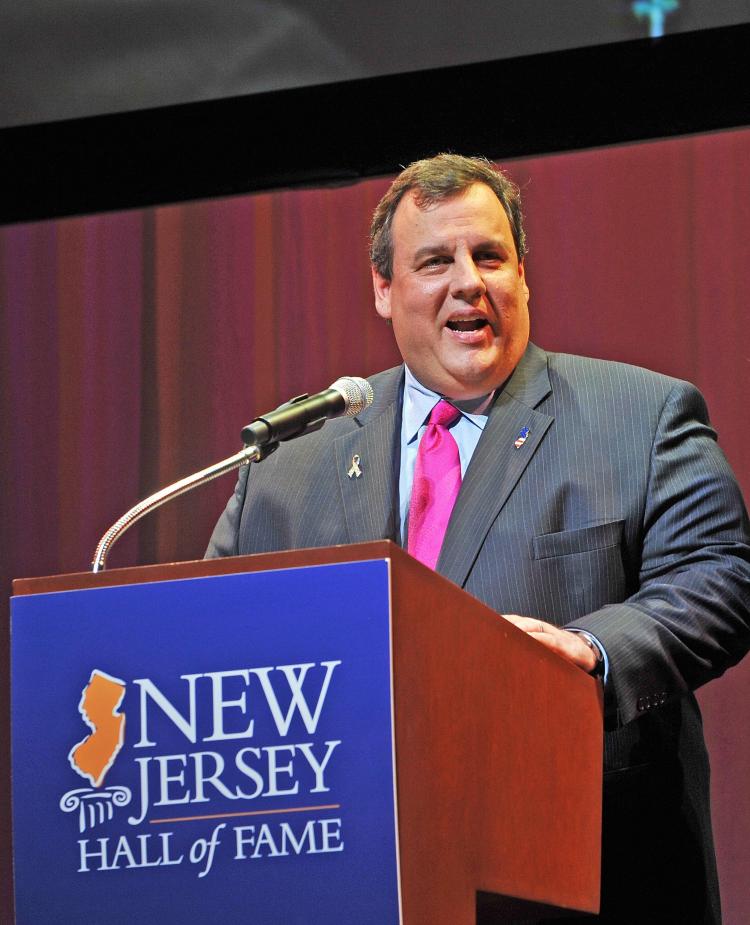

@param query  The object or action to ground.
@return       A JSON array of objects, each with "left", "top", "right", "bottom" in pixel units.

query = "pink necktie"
[{"left": 407, "top": 400, "right": 462, "bottom": 569}]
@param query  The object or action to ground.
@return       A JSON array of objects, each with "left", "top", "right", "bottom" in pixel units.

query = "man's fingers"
[
  {"left": 502, "top": 613, "right": 597, "bottom": 673},
  {"left": 502, "top": 613, "right": 544, "bottom": 633}
]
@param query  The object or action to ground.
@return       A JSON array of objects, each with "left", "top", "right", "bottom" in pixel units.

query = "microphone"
[{"left": 241, "top": 376, "right": 374, "bottom": 447}]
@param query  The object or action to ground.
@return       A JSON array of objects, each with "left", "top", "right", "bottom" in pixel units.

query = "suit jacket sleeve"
[
  {"left": 205, "top": 462, "right": 250, "bottom": 558},
  {"left": 570, "top": 380, "right": 750, "bottom": 727}
]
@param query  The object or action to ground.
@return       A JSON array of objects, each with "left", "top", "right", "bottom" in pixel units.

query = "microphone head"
[{"left": 330, "top": 376, "right": 374, "bottom": 416}]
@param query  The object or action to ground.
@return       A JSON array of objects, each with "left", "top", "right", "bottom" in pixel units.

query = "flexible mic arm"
[
  {"left": 90, "top": 443, "right": 265, "bottom": 573},
  {"left": 90, "top": 376, "right": 373, "bottom": 573}
]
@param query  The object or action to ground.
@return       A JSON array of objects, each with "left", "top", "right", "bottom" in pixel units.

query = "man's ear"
[
  {"left": 518, "top": 259, "right": 530, "bottom": 303},
  {"left": 371, "top": 265, "right": 392, "bottom": 320}
]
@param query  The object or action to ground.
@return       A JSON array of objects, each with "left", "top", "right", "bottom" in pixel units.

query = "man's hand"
[{"left": 502, "top": 614, "right": 598, "bottom": 674}]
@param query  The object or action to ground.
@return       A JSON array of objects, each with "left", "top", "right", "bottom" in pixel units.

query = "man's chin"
[
  {"left": 435, "top": 367, "right": 508, "bottom": 401},
  {"left": 406, "top": 344, "right": 521, "bottom": 398}
]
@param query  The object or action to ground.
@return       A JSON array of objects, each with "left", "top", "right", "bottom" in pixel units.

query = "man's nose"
[{"left": 450, "top": 256, "right": 486, "bottom": 302}]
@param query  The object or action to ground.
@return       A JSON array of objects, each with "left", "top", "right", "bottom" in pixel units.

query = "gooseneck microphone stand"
[{"left": 90, "top": 442, "right": 267, "bottom": 573}]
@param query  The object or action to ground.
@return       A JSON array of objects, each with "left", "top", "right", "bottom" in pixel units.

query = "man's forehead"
[{"left": 391, "top": 183, "right": 514, "bottom": 249}]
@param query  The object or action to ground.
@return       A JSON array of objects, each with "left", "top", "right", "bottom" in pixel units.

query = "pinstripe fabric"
[{"left": 207, "top": 343, "right": 750, "bottom": 923}]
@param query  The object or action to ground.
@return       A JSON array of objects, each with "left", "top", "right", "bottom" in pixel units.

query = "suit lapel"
[
  {"left": 437, "top": 344, "right": 554, "bottom": 587},
  {"left": 333, "top": 367, "right": 403, "bottom": 544}
]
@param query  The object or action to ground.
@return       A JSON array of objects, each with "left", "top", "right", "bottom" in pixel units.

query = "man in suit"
[{"left": 208, "top": 154, "right": 750, "bottom": 923}]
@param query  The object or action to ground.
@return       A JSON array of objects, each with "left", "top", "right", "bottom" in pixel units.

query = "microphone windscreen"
[{"left": 330, "top": 376, "right": 374, "bottom": 416}]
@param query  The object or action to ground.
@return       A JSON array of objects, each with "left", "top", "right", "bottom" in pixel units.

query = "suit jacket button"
[{"left": 637, "top": 697, "right": 647, "bottom": 712}]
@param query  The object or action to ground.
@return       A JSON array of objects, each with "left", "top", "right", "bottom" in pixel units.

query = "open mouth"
[{"left": 446, "top": 318, "right": 489, "bottom": 332}]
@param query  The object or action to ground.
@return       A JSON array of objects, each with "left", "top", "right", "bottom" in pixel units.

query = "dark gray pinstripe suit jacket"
[{"left": 208, "top": 342, "right": 750, "bottom": 923}]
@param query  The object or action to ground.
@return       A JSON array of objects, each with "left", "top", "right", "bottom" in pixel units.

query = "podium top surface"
[{"left": 12, "top": 541, "right": 403, "bottom": 597}]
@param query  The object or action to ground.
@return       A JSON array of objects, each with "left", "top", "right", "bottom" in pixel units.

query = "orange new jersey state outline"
[{"left": 68, "top": 669, "right": 126, "bottom": 787}]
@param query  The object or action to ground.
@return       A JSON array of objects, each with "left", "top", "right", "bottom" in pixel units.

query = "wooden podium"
[{"left": 12, "top": 540, "right": 602, "bottom": 924}]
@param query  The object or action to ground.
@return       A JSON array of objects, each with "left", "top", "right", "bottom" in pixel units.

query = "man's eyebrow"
[
  {"left": 412, "top": 243, "right": 450, "bottom": 263},
  {"left": 471, "top": 238, "right": 508, "bottom": 252},
  {"left": 411, "top": 239, "right": 508, "bottom": 263}
]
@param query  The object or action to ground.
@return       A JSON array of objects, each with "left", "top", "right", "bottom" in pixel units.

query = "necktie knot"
[{"left": 428, "top": 399, "right": 461, "bottom": 429}]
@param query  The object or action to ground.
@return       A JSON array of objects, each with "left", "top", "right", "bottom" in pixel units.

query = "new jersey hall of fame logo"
[{"left": 58, "top": 661, "right": 345, "bottom": 879}]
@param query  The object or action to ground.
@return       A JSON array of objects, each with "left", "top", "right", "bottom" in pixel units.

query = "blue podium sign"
[{"left": 11, "top": 560, "right": 402, "bottom": 924}]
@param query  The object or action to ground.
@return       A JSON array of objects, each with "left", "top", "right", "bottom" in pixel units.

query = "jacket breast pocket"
[
  {"left": 532, "top": 520, "right": 624, "bottom": 559},
  {"left": 531, "top": 520, "right": 626, "bottom": 620}
]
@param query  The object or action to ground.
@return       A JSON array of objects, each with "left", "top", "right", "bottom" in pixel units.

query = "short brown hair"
[{"left": 369, "top": 153, "right": 526, "bottom": 280}]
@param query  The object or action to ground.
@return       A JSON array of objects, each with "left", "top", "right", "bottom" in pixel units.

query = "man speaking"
[{"left": 208, "top": 154, "right": 750, "bottom": 923}]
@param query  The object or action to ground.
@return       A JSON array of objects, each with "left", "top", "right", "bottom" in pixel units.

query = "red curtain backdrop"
[{"left": 2, "top": 127, "right": 749, "bottom": 921}]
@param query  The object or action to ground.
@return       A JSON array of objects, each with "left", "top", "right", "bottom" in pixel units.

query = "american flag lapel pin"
[
  {"left": 347, "top": 454, "right": 363, "bottom": 478},
  {"left": 514, "top": 426, "right": 530, "bottom": 449}
]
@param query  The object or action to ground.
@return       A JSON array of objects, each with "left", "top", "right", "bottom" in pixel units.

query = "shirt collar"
[{"left": 403, "top": 365, "right": 494, "bottom": 444}]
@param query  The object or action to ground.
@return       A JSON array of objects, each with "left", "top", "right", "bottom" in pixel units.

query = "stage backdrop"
[{"left": 2, "top": 126, "right": 750, "bottom": 922}]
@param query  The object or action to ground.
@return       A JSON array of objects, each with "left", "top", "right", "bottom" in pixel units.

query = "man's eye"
[
  {"left": 420, "top": 256, "right": 449, "bottom": 269},
  {"left": 475, "top": 252, "right": 502, "bottom": 263}
]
